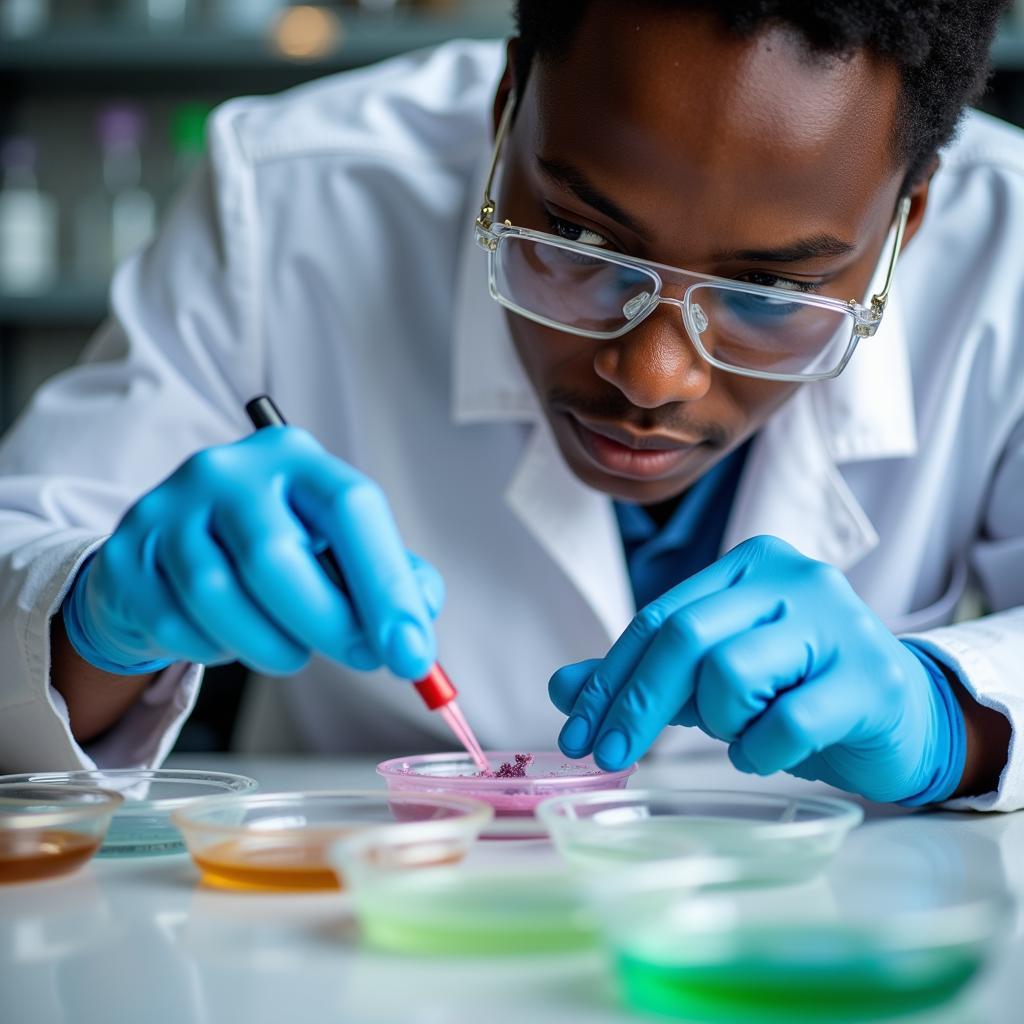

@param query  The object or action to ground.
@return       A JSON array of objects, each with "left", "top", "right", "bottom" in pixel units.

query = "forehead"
[{"left": 527, "top": 5, "right": 903, "bottom": 249}]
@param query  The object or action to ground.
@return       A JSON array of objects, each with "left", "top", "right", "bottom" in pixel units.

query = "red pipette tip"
[
  {"left": 413, "top": 663, "right": 457, "bottom": 710},
  {"left": 413, "top": 664, "right": 489, "bottom": 773}
]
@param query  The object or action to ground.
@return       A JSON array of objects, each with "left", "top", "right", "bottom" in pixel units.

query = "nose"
[{"left": 593, "top": 303, "right": 712, "bottom": 409}]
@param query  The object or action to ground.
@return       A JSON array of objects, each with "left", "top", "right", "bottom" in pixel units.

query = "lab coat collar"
[
  {"left": 504, "top": 420, "right": 637, "bottom": 641},
  {"left": 812, "top": 286, "right": 917, "bottom": 466}
]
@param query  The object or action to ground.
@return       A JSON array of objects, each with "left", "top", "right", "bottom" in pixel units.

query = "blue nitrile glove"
[
  {"left": 62, "top": 426, "right": 444, "bottom": 679},
  {"left": 549, "top": 535, "right": 966, "bottom": 805}
]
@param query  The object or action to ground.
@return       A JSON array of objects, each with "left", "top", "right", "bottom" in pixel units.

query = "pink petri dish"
[{"left": 377, "top": 752, "right": 637, "bottom": 839}]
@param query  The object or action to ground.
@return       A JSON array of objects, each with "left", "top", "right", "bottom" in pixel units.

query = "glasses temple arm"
[
  {"left": 478, "top": 94, "right": 516, "bottom": 231},
  {"left": 869, "top": 196, "right": 912, "bottom": 316}
]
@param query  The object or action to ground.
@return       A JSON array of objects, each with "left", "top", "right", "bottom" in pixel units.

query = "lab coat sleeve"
[
  {"left": 0, "top": 102, "right": 264, "bottom": 771},
  {"left": 902, "top": 413, "right": 1024, "bottom": 813}
]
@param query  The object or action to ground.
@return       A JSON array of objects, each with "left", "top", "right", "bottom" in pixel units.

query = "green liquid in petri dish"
[
  {"left": 616, "top": 925, "right": 984, "bottom": 1022},
  {"left": 355, "top": 878, "right": 598, "bottom": 956},
  {"left": 361, "top": 911, "right": 596, "bottom": 955}
]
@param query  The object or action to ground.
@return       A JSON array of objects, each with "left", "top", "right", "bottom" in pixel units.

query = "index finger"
[
  {"left": 290, "top": 453, "right": 435, "bottom": 680},
  {"left": 590, "top": 583, "right": 779, "bottom": 769},
  {"left": 558, "top": 539, "right": 759, "bottom": 755}
]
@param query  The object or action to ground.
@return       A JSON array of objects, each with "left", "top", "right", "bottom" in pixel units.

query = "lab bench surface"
[{"left": 2, "top": 751, "right": 1023, "bottom": 1024}]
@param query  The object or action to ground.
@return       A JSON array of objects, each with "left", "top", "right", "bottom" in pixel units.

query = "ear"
[
  {"left": 492, "top": 37, "right": 520, "bottom": 138},
  {"left": 899, "top": 154, "right": 940, "bottom": 252}
]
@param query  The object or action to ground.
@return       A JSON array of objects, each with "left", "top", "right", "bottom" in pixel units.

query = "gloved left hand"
[{"left": 549, "top": 535, "right": 966, "bottom": 805}]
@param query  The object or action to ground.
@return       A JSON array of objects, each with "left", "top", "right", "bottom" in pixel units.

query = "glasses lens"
[
  {"left": 686, "top": 283, "right": 855, "bottom": 378},
  {"left": 494, "top": 235, "right": 657, "bottom": 336}
]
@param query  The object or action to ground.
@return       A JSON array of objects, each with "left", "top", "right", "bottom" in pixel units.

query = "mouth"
[{"left": 566, "top": 413, "right": 704, "bottom": 481}]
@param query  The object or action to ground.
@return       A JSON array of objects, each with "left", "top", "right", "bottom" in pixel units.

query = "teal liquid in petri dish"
[
  {"left": 616, "top": 925, "right": 984, "bottom": 1022},
  {"left": 98, "top": 815, "right": 185, "bottom": 857}
]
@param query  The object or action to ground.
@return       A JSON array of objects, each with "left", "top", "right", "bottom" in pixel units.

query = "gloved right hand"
[{"left": 61, "top": 426, "right": 443, "bottom": 679}]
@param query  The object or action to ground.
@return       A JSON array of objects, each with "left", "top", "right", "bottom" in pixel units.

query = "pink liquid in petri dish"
[{"left": 378, "top": 752, "right": 636, "bottom": 836}]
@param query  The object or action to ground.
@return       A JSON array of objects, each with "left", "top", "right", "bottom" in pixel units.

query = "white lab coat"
[{"left": 0, "top": 41, "right": 1022, "bottom": 810}]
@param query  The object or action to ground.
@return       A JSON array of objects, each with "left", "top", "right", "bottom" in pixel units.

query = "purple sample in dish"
[{"left": 482, "top": 753, "right": 535, "bottom": 779}]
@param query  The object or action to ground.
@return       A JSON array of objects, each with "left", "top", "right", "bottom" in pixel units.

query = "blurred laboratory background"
[
  {"left": 1, "top": 0, "right": 1022, "bottom": 750},
  {"left": 0, "top": 0, "right": 512, "bottom": 433}
]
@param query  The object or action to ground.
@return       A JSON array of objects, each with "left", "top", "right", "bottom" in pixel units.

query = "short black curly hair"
[{"left": 514, "top": 0, "right": 1011, "bottom": 190}]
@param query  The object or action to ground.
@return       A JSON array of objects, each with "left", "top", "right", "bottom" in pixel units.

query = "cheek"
[
  {"left": 724, "top": 377, "right": 800, "bottom": 432},
  {"left": 506, "top": 312, "right": 594, "bottom": 385}
]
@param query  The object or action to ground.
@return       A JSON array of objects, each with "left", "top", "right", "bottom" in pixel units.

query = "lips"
[
  {"left": 567, "top": 414, "right": 702, "bottom": 481},
  {"left": 576, "top": 416, "right": 703, "bottom": 451}
]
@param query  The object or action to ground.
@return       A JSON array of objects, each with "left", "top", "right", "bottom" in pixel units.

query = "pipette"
[{"left": 244, "top": 394, "right": 489, "bottom": 773}]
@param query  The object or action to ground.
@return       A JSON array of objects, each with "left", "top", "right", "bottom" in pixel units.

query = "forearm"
[
  {"left": 50, "top": 612, "right": 155, "bottom": 743},
  {"left": 948, "top": 673, "right": 1011, "bottom": 799}
]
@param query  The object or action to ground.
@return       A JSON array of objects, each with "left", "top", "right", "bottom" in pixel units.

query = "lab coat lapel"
[
  {"left": 504, "top": 421, "right": 636, "bottom": 642},
  {"left": 722, "top": 289, "right": 917, "bottom": 571},
  {"left": 722, "top": 391, "right": 882, "bottom": 570},
  {"left": 451, "top": 212, "right": 634, "bottom": 643}
]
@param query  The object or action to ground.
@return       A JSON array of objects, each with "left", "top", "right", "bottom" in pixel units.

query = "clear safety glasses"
[{"left": 475, "top": 102, "right": 911, "bottom": 383}]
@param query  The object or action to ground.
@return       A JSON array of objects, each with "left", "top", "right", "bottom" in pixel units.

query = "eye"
[
  {"left": 545, "top": 213, "right": 610, "bottom": 248},
  {"left": 737, "top": 271, "right": 819, "bottom": 295},
  {"left": 719, "top": 288, "right": 804, "bottom": 322}
]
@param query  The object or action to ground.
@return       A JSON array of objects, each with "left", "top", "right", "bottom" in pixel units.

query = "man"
[{"left": 0, "top": 1, "right": 1020, "bottom": 810}]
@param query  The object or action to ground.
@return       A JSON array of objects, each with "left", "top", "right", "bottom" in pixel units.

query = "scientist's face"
[{"left": 494, "top": 3, "right": 930, "bottom": 506}]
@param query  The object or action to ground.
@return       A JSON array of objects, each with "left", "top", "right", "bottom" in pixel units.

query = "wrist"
[
  {"left": 51, "top": 610, "right": 155, "bottom": 743},
  {"left": 896, "top": 642, "right": 967, "bottom": 807},
  {"left": 62, "top": 557, "right": 173, "bottom": 676},
  {"left": 945, "top": 668, "right": 1011, "bottom": 800}
]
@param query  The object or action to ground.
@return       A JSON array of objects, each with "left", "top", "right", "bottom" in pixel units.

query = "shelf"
[
  {"left": 0, "top": 10, "right": 513, "bottom": 87},
  {"left": 0, "top": 285, "right": 108, "bottom": 327}
]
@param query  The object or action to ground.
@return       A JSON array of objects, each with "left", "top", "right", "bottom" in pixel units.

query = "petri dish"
[
  {"left": 0, "top": 769, "right": 258, "bottom": 857},
  {"left": 376, "top": 751, "right": 637, "bottom": 838},
  {"left": 590, "top": 862, "right": 1011, "bottom": 1023},
  {"left": 332, "top": 828, "right": 599, "bottom": 956},
  {"left": 172, "top": 789, "right": 492, "bottom": 893},
  {"left": 538, "top": 788, "right": 862, "bottom": 883},
  {"left": 0, "top": 783, "right": 123, "bottom": 884}
]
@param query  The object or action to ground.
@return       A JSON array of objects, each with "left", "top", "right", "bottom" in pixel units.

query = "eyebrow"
[
  {"left": 710, "top": 234, "right": 856, "bottom": 265},
  {"left": 537, "top": 157, "right": 650, "bottom": 237}
]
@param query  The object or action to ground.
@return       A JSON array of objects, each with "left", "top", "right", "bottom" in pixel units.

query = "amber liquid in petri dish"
[
  {"left": 0, "top": 830, "right": 100, "bottom": 884},
  {"left": 194, "top": 839, "right": 340, "bottom": 892}
]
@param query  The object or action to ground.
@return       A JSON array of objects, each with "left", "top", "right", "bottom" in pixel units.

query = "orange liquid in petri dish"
[
  {"left": 195, "top": 838, "right": 341, "bottom": 892},
  {"left": 0, "top": 830, "right": 100, "bottom": 884},
  {"left": 194, "top": 838, "right": 468, "bottom": 892}
]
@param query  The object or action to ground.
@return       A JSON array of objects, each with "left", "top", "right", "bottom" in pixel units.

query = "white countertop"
[{"left": 3, "top": 750, "right": 1023, "bottom": 1024}]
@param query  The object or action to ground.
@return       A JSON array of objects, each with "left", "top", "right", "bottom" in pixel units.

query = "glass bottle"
[
  {"left": 0, "top": 136, "right": 59, "bottom": 295},
  {"left": 74, "top": 104, "right": 156, "bottom": 284}
]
